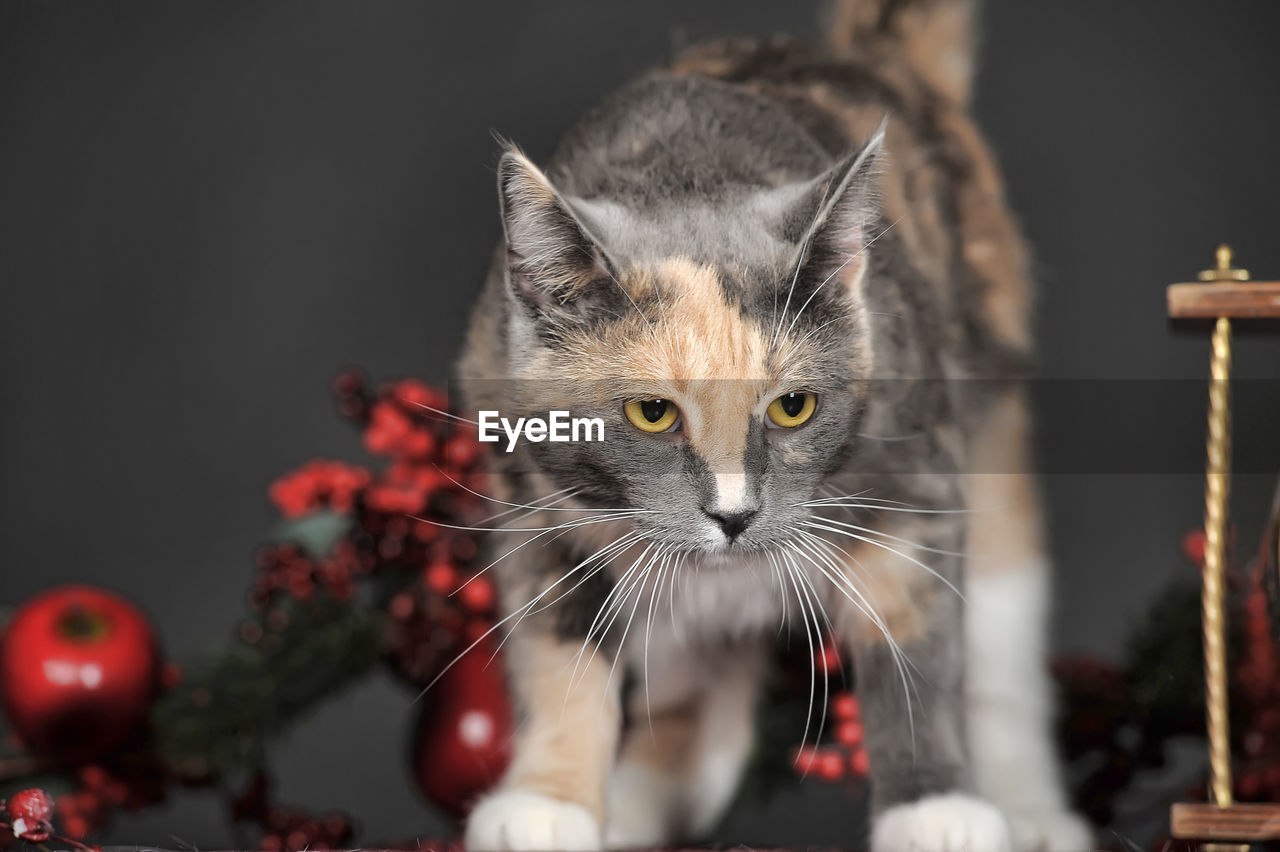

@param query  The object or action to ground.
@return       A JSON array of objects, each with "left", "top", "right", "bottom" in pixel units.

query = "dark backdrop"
[{"left": 3, "top": 1, "right": 1280, "bottom": 846}]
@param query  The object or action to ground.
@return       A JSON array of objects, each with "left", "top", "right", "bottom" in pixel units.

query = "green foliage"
[
  {"left": 1124, "top": 574, "right": 1205, "bottom": 727},
  {"left": 152, "top": 594, "right": 384, "bottom": 780}
]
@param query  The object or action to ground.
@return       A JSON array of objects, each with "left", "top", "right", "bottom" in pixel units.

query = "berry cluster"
[
  {"left": 54, "top": 763, "right": 164, "bottom": 842},
  {"left": 250, "top": 540, "right": 374, "bottom": 606},
  {"left": 254, "top": 372, "right": 492, "bottom": 690},
  {"left": 232, "top": 773, "right": 353, "bottom": 852},
  {"left": 270, "top": 461, "right": 373, "bottom": 519},
  {"left": 792, "top": 691, "right": 869, "bottom": 783}
]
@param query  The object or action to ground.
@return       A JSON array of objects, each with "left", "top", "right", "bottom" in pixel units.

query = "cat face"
[{"left": 494, "top": 131, "right": 883, "bottom": 554}]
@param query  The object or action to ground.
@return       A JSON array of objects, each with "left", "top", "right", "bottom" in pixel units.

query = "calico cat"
[{"left": 457, "top": 1, "right": 1090, "bottom": 850}]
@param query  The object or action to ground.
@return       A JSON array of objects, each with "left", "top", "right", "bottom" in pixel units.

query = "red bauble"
[
  {"left": 411, "top": 639, "right": 512, "bottom": 819},
  {"left": 0, "top": 586, "right": 160, "bottom": 761},
  {"left": 5, "top": 788, "right": 54, "bottom": 842}
]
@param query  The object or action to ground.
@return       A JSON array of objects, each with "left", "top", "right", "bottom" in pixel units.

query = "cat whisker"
[
  {"left": 789, "top": 555, "right": 834, "bottom": 749},
  {"left": 779, "top": 555, "right": 819, "bottom": 758},
  {"left": 416, "top": 509, "right": 647, "bottom": 536},
  {"left": 402, "top": 401, "right": 482, "bottom": 427},
  {"left": 433, "top": 465, "right": 651, "bottom": 514},
  {"left": 601, "top": 545, "right": 668, "bottom": 712},
  {"left": 792, "top": 531, "right": 919, "bottom": 753},
  {"left": 642, "top": 548, "right": 674, "bottom": 739},
  {"left": 805, "top": 513, "right": 968, "bottom": 558},
  {"left": 413, "top": 529, "right": 644, "bottom": 704},
  {"left": 453, "top": 512, "right": 646, "bottom": 596},
  {"left": 495, "top": 530, "right": 646, "bottom": 656},
  {"left": 799, "top": 499, "right": 978, "bottom": 516},
  {"left": 565, "top": 540, "right": 658, "bottom": 703},
  {"left": 799, "top": 519, "right": 963, "bottom": 600},
  {"left": 474, "top": 486, "right": 577, "bottom": 526}
]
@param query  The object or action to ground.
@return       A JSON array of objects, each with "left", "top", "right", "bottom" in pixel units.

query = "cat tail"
[{"left": 826, "top": 0, "right": 980, "bottom": 105}]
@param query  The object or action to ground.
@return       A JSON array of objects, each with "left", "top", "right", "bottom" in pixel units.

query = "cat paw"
[
  {"left": 466, "top": 789, "right": 602, "bottom": 851},
  {"left": 1007, "top": 809, "right": 1094, "bottom": 852},
  {"left": 872, "top": 793, "right": 1013, "bottom": 852}
]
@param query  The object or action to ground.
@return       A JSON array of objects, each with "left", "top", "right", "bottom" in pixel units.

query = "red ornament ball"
[
  {"left": 412, "top": 639, "right": 513, "bottom": 819},
  {"left": 6, "top": 788, "right": 54, "bottom": 843},
  {"left": 0, "top": 586, "right": 159, "bottom": 761}
]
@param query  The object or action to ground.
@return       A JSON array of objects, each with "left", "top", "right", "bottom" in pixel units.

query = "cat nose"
[{"left": 703, "top": 508, "right": 758, "bottom": 540}]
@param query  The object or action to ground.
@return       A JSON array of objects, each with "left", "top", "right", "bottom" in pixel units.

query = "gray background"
[{"left": 3, "top": 0, "right": 1280, "bottom": 846}]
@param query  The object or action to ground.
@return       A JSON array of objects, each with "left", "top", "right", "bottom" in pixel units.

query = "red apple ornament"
[
  {"left": 411, "top": 639, "right": 512, "bottom": 818},
  {"left": 1, "top": 586, "right": 159, "bottom": 761}
]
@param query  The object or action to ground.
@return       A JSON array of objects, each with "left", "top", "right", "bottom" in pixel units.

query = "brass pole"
[
  {"left": 1200, "top": 244, "right": 1241, "bottom": 809},
  {"left": 1203, "top": 313, "right": 1233, "bottom": 807}
]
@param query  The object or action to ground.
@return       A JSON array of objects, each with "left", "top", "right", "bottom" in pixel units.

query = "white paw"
[
  {"left": 466, "top": 789, "right": 602, "bottom": 852},
  {"left": 872, "top": 793, "right": 1014, "bottom": 852},
  {"left": 1007, "top": 810, "right": 1094, "bottom": 852}
]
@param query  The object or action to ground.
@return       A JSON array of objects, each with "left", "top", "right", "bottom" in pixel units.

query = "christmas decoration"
[
  {"left": 5, "top": 788, "right": 54, "bottom": 842},
  {"left": 411, "top": 638, "right": 513, "bottom": 818},
  {"left": 0, "top": 586, "right": 159, "bottom": 761},
  {"left": 0, "top": 371, "right": 493, "bottom": 848},
  {"left": 0, "top": 368, "right": 1275, "bottom": 852}
]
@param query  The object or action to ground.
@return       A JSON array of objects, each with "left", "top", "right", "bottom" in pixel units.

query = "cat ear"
[
  {"left": 496, "top": 149, "right": 619, "bottom": 319},
  {"left": 787, "top": 123, "right": 886, "bottom": 299}
]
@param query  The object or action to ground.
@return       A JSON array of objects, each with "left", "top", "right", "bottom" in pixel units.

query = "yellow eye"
[
  {"left": 624, "top": 398, "right": 680, "bottom": 433},
  {"left": 766, "top": 392, "right": 817, "bottom": 428}
]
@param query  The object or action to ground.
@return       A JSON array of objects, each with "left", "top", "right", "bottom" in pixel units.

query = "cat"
[{"left": 457, "top": 1, "right": 1091, "bottom": 850}]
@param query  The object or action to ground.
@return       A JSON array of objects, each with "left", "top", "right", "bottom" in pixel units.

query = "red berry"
[
  {"left": 835, "top": 720, "right": 863, "bottom": 748},
  {"left": 6, "top": 789, "right": 54, "bottom": 842},
  {"left": 62, "top": 814, "right": 90, "bottom": 840},
  {"left": 850, "top": 747, "right": 870, "bottom": 777},
  {"left": 1183, "top": 529, "right": 1207, "bottom": 565},
  {"left": 459, "top": 576, "right": 496, "bottom": 614},
  {"left": 463, "top": 618, "right": 491, "bottom": 644},
  {"left": 389, "top": 592, "right": 416, "bottom": 621},
  {"left": 394, "top": 380, "right": 446, "bottom": 413},
  {"left": 445, "top": 435, "right": 482, "bottom": 469},
  {"left": 815, "top": 749, "right": 845, "bottom": 782},
  {"left": 814, "top": 642, "right": 841, "bottom": 674},
  {"left": 792, "top": 746, "right": 819, "bottom": 775},
  {"left": 831, "top": 692, "right": 859, "bottom": 721},
  {"left": 425, "top": 563, "right": 459, "bottom": 596}
]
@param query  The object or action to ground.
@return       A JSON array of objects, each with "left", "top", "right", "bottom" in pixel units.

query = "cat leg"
[
  {"left": 605, "top": 698, "right": 698, "bottom": 848},
  {"left": 606, "top": 648, "right": 763, "bottom": 847},
  {"left": 965, "top": 393, "right": 1092, "bottom": 852},
  {"left": 683, "top": 649, "right": 765, "bottom": 837},
  {"left": 467, "top": 629, "right": 621, "bottom": 852},
  {"left": 836, "top": 515, "right": 1014, "bottom": 852}
]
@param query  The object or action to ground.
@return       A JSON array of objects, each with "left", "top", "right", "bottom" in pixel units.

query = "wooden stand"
[{"left": 1167, "top": 246, "right": 1280, "bottom": 851}]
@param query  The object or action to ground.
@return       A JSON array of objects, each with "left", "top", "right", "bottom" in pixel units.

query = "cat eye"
[
  {"left": 624, "top": 398, "right": 681, "bottom": 433},
  {"left": 766, "top": 392, "right": 817, "bottom": 429}
]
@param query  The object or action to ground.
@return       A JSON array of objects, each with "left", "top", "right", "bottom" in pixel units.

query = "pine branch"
[{"left": 152, "top": 594, "right": 384, "bottom": 780}]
